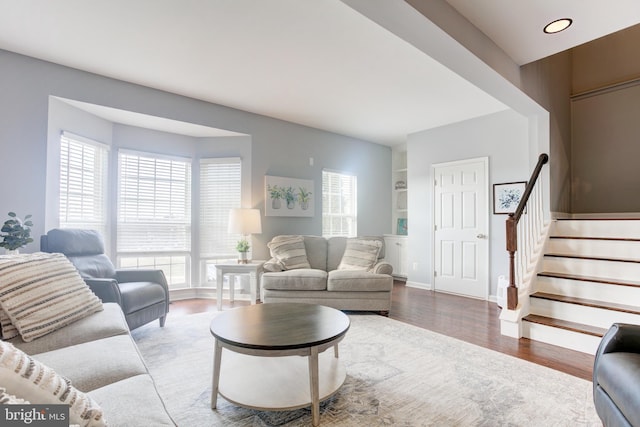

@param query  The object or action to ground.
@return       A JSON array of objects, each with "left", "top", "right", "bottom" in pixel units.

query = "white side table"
[{"left": 214, "top": 261, "right": 264, "bottom": 310}]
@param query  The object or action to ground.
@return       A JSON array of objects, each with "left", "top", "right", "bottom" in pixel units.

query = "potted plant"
[
  {"left": 298, "top": 187, "right": 312, "bottom": 210},
  {"left": 284, "top": 186, "right": 297, "bottom": 209},
  {"left": 0, "top": 212, "right": 34, "bottom": 254},
  {"left": 235, "top": 239, "right": 250, "bottom": 264},
  {"left": 267, "top": 184, "right": 283, "bottom": 209}
]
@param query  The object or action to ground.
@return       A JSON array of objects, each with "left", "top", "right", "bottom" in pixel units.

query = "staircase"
[{"left": 522, "top": 217, "right": 640, "bottom": 354}]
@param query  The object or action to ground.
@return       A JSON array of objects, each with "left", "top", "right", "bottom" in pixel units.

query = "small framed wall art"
[
  {"left": 265, "top": 175, "right": 314, "bottom": 217},
  {"left": 397, "top": 218, "right": 408, "bottom": 235},
  {"left": 493, "top": 181, "right": 527, "bottom": 214}
]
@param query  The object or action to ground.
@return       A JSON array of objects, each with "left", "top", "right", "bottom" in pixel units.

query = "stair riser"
[
  {"left": 522, "top": 321, "right": 601, "bottom": 354},
  {"left": 530, "top": 298, "right": 640, "bottom": 328},
  {"left": 553, "top": 219, "right": 640, "bottom": 239},
  {"left": 536, "top": 276, "right": 640, "bottom": 306},
  {"left": 543, "top": 257, "right": 640, "bottom": 282},
  {"left": 547, "top": 239, "right": 640, "bottom": 260}
]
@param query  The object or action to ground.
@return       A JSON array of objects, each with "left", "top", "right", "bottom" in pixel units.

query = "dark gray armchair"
[
  {"left": 41, "top": 228, "right": 169, "bottom": 330},
  {"left": 593, "top": 323, "right": 640, "bottom": 427}
]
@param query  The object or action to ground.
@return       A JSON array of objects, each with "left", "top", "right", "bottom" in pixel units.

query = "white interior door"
[{"left": 433, "top": 158, "right": 488, "bottom": 299}]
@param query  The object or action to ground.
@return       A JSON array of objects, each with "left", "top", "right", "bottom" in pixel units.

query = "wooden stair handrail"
[{"left": 505, "top": 153, "right": 549, "bottom": 310}]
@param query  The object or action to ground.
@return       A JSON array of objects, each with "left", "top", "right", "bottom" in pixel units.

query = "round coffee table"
[{"left": 210, "top": 303, "right": 350, "bottom": 426}]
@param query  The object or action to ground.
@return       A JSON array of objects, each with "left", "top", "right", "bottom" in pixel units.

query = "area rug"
[{"left": 132, "top": 311, "right": 600, "bottom": 426}]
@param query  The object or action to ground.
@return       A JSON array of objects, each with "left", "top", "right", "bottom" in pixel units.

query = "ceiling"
[
  {"left": 444, "top": 0, "right": 640, "bottom": 66},
  {"left": 1, "top": 1, "right": 639, "bottom": 145}
]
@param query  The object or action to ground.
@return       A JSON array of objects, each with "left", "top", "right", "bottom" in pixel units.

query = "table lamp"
[{"left": 228, "top": 208, "right": 262, "bottom": 263}]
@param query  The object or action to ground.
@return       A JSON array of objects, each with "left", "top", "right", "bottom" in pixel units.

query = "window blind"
[
  {"left": 59, "top": 131, "right": 109, "bottom": 238},
  {"left": 117, "top": 150, "right": 192, "bottom": 253},
  {"left": 199, "top": 158, "right": 241, "bottom": 257},
  {"left": 322, "top": 170, "right": 357, "bottom": 237}
]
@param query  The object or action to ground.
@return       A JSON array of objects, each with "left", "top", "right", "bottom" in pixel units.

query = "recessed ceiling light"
[{"left": 544, "top": 18, "right": 573, "bottom": 34}]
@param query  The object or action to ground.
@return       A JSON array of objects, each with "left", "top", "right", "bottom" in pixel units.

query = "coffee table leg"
[
  {"left": 249, "top": 271, "right": 257, "bottom": 305},
  {"left": 308, "top": 346, "right": 320, "bottom": 426},
  {"left": 216, "top": 269, "right": 223, "bottom": 311},
  {"left": 211, "top": 340, "right": 222, "bottom": 409}
]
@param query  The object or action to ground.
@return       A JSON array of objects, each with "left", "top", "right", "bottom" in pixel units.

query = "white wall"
[
  {"left": 0, "top": 49, "right": 391, "bottom": 259},
  {"left": 406, "top": 109, "right": 529, "bottom": 298}
]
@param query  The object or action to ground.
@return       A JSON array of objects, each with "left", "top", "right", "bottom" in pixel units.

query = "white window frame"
[
  {"left": 117, "top": 149, "right": 192, "bottom": 289},
  {"left": 199, "top": 157, "right": 242, "bottom": 286},
  {"left": 58, "top": 131, "right": 109, "bottom": 242},
  {"left": 322, "top": 169, "right": 357, "bottom": 237}
]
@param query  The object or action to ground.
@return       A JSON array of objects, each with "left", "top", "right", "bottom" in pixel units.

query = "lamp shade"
[{"left": 228, "top": 208, "right": 262, "bottom": 235}]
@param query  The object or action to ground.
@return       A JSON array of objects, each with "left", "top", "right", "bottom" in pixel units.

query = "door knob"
[{"left": 477, "top": 233, "right": 486, "bottom": 239}]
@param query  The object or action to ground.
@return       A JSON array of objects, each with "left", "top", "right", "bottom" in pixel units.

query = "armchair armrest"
[
  {"left": 116, "top": 269, "right": 167, "bottom": 285},
  {"left": 594, "top": 323, "right": 640, "bottom": 385},
  {"left": 115, "top": 269, "right": 169, "bottom": 303},
  {"left": 372, "top": 261, "right": 393, "bottom": 275},
  {"left": 596, "top": 323, "right": 640, "bottom": 357},
  {"left": 84, "top": 278, "right": 122, "bottom": 305}
]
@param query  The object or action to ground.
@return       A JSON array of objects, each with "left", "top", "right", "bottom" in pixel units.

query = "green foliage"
[
  {"left": 297, "top": 186, "right": 312, "bottom": 203},
  {"left": 235, "top": 239, "right": 250, "bottom": 252},
  {"left": 267, "top": 184, "right": 283, "bottom": 199},
  {"left": 0, "top": 212, "right": 34, "bottom": 250},
  {"left": 284, "top": 186, "right": 296, "bottom": 203}
]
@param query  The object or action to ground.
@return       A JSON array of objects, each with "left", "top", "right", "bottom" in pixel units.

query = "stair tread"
[
  {"left": 545, "top": 253, "right": 640, "bottom": 263},
  {"left": 550, "top": 235, "right": 640, "bottom": 242},
  {"left": 538, "top": 271, "right": 640, "bottom": 288},
  {"left": 523, "top": 314, "right": 607, "bottom": 337},
  {"left": 531, "top": 292, "right": 640, "bottom": 315},
  {"left": 556, "top": 217, "right": 640, "bottom": 221}
]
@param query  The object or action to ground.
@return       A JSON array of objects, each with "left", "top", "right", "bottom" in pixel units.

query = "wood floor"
[{"left": 170, "top": 281, "right": 594, "bottom": 381}]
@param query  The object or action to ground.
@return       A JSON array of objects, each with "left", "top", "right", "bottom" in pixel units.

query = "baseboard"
[
  {"left": 552, "top": 211, "right": 640, "bottom": 219},
  {"left": 169, "top": 287, "right": 251, "bottom": 302},
  {"left": 405, "top": 281, "right": 432, "bottom": 290}
]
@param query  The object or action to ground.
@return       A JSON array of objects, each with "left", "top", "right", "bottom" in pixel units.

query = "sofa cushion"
[
  {"left": 33, "top": 335, "right": 149, "bottom": 392},
  {"left": 337, "top": 238, "right": 382, "bottom": 271},
  {"left": 0, "top": 252, "right": 103, "bottom": 342},
  {"left": 328, "top": 270, "right": 393, "bottom": 292},
  {"left": 302, "top": 236, "right": 329, "bottom": 270},
  {"left": 8, "top": 303, "right": 129, "bottom": 355},
  {"left": 267, "top": 235, "right": 311, "bottom": 270},
  {"left": 89, "top": 374, "right": 175, "bottom": 427},
  {"left": 0, "top": 340, "right": 107, "bottom": 426},
  {"left": 595, "top": 352, "right": 640, "bottom": 426},
  {"left": 262, "top": 269, "right": 327, "bottom": 291}
]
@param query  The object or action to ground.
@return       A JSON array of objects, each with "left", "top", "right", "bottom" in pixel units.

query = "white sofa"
[
  {"left": 261, "top": 235, "right": 394, "bottom": 314},
  {"left": 5, "top": 303, "right": 175, "bottom": 426},
  {"left": 0, "top": 253, "right": 173, "bottom": 426}
]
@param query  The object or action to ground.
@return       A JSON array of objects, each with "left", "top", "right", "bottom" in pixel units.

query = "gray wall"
[
  {"left": 0, "top": 49, "right": 391, "bottom": 259},
  {"left": 570, "top": 24, "right": 640, "bottom": 213},
  {"left": 407, "top": 109, "right": 529, "bottom": 297},
  {"left": 572, "top": 84, "right": 640, "bottom": 212},
  {"left": 520, "top": 51, "right": 573, "bottom": 214}
]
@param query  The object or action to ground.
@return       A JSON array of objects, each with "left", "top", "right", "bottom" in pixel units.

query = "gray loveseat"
[
  {"left": 261, "top": 235, "right": 394, "bottom": 314},
  {"left": 593, "top": 323, "right": 640, "bottom": 427},
  {"left": 7, "top": 303, "right": 175, "bottom": 426}
]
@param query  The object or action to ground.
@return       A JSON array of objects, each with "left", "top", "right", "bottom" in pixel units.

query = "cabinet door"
[
  {"left": 384, "top": 237, "right": 407, "bottom": 278},
  {"left": 395, "top": 238, "right": 407, "bottom": 277},
  {"left": 383, "top": 237, "right": 399, "bottom": 272}
]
